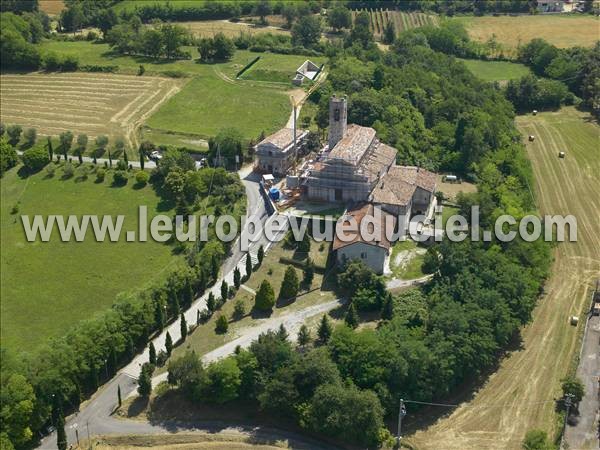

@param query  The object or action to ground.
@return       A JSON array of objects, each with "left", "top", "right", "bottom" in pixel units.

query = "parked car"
[{"left": 149, "top": 150, "right": 163, "bottom": 161}]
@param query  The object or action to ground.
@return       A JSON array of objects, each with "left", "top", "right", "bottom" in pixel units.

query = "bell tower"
[{"left": 328, "top": 95, "right": 347, "bottom": 150}]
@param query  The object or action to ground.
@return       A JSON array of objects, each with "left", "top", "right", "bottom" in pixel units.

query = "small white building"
[{"left": 332, "top": 203, "right": 396, "bottom": 274}]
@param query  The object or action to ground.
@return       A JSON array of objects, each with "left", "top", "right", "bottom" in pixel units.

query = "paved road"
[{"left": 564, "top": 313, "right": 600, "bottom": 449}]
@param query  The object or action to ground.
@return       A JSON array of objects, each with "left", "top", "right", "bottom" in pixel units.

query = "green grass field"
[
  {"left": 458, "top": 58, "right": 531, "bottom": 82},
  {"left": 145, "top": 74, "right": 290, "bottom": 140},
  {"left": 0, "top": 164, "right": 178, "bottom": 352},
  {"left": 112, "top": 0, "right": 205, "bottom": 14},
  {"left": 240, "top": 54, "right": 324, "bottom": 84}
]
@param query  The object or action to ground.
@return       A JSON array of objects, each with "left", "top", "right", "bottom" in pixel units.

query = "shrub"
[
  {"left": 112, "top": 170, "right": 128, "bottom": 185},
  {"left": 0, "top": 138, "right": 18, "bottom": 176},
  {"left": 62, "top": 162, "right": 75, "bottom": 178},
  {"left": 135, "top": 170, "right": 149, "bottom": 185},
  {"left": 232, "top": 300, "right": 245, "bottom": 320},
  {"left": 22, "top": 146, "right": 48, "bottom": 172},
  {"left": 254, "top": 280, "right": 275, "bottom": 311},
  {"left": 215, "top": 315, "right": 229, "bottom": 333},
  {"left": 23, "top": 128, "right": 37, "bottom": 147},
  {"left": 6, "top": 124, "right": 22, "bottom": 146},
  {"left": 45, "top": 164, "right": 56, "bottom": 178}
]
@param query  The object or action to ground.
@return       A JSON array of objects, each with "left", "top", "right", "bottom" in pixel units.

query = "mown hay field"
[
  {"left": 455, "top": 15, "right": 600, "bottom": 51},
  {"left": 0, "top": 72, "right": 182, "bottom": 153},
  {"left": 176, "top": 19, "right": 290, "bottom": 38},
  {"left": 351, "top": 9, "right": 439, "bottom": 40}
]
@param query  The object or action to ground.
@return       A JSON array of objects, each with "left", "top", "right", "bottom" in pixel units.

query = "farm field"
[
  {"left": 177, "top": 19, "right": 290, "bottom": 38},
  {"left": 113, "top": 0, "right": 207, "bottom": 14},
  {"left": 409, "top": 107, "right": 600, "bottom": 449},
  {"left": 351, "top": 9, "right": 439, "bottom": 40},
  {"left": 0, "top": 72, "right": 182, "bottom": 153},
  {"left": 458, "top": 58, "right": 531, "bottom": 82},
  {"left": 455, "top": 15, "right": 600, "bottom": 53},
  {"left": 0, "top": 164, "right": 179, "bottom": 352},
  {"left": 39, "top": 0, "right": 65, "bottom": 15}
]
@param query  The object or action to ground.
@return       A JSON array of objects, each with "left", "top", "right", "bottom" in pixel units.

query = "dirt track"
[{"left": 408, "top": 108, "right": 600, "bottom": 450}]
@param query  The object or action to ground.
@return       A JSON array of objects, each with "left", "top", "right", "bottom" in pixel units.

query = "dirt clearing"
[{"left": 408, "top": 107, "right": 600, "bottom": 450}]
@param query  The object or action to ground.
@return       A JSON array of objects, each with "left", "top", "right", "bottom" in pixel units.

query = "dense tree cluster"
[
  {"left": 106, "top": 18, "right": 191, "bottom": 59},
  {"left": 197, "top": 32, "right": 235, "bottom": 62},
  {"left": 514, "top": 39, "right": 600, "bottom": 117},
  {"left": 0, "top": 12, "right": 46, "bottom": 69}
]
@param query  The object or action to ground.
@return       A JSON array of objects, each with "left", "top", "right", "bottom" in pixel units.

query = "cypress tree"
[
  {"left": 108, "top": 149, "right": 112, "bottom": 168},
  {"left": 139, "top": 148, "right": 145, "bottom": 170},
  {"left": 184, "top": 280, "right": 194, "bottom": 306},
  {"left": 149, "top": 342, "right": 157, "bottom": 365},
  {"left": 233, "top": 267, "right": 241, "bottom": 289},
  {"left": 46, "top": 136, "right": 53, "bottom": 160},
  {"left": 180, "top": 312, "right": 187, "bottom": 341},
  {"left": 345, "top": 302, "right": 359, "bottom": 329},
  {"left": 297, "top": 324, "right": 311, "bottom": 346},
  {"left": 317, "top": 314, "right": 332, "bottom": 345},
  {"left": 137, "top": 363, "right": 153, "bottom": 397},
  {"left": 118, "top": 384, "right": 122, "bottom": 407},
  {"left": 170, "top": 296, "right": 180, "bottom": 319},
  {"left": 126, "top": 335, "right": 135, "bottom": 358},
  {"left": 154, "top": 300, "right": 165, "bottom": 330},
  {"left": 56, "top": 413, "right": 67, "bottom": 450},
  {"left": 257, "top": 245, "right": 264, "bottom": 265},
  {"left": 220, "top": 280, "right": 229, "bottom": 302},
  {"left": 381, "top": 293, "right": 394, "bottom": 321},
  {"left": 211, "top": 255, "right": 219, "bottom": 281},
  {"left": 245, "top": 252, "right": 253, "bottom": 279},
  {"left": 303, "top": 257, "right": 315, "bottom": 287},
  {"left": 279, "top": 266, "right": 299, "bottom": 300},
  {"left": 207, "top": 292, "right": 216, "bottom": 312},
  {"left": 108, "top": 345, "right": 118, "bottom": 375},
  {"left": 277, "top": 323, "right": 288, "bottom": 341},
  {"left": 197, "top": 309, "right": 201, "bottom": 325},
  {"left": 123, "top": 150, "right": 128, "bottom": 164},
  {"left": 198, "top": 269, "right": 207, "bottom": 293},
  {"left": 165, "top": 331, "right": 173, "bottom": 356}
]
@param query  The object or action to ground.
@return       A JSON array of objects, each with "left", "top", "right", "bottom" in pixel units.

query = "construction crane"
[{"left": 291, "top": 78, "right": 323, "bottom": 170}]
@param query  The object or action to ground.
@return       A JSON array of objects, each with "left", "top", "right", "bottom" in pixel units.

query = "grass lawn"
[
  {"left": 0, "top": 164, "right": 178, "bottom": 352},
  {"left": 453, "top": 15, "right": 599, "bottom": 54},
  {"left": 458, "top": 58, "right": 531, "bottom": 82},
  {"left": 145, "top": 74, "right": 290, "bottom": 140},
  {"left": 388, "top": 239, "right": 426, "bottom": 280},
  {"left": 240, "top": 53, "right": 325, "bottom": 84},
  {"left": 158, "top": 239, "right": 334, "bottom": 373},
  {"left": 140, "top": 128, "right": 209, "bottom": 153}
]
